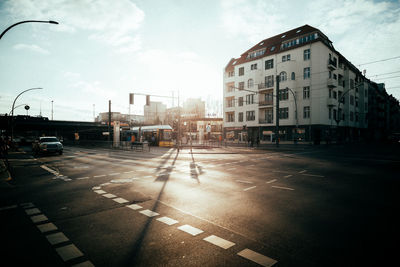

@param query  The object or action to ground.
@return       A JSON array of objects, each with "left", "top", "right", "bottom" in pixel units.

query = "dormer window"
[
  {"left": 296, "top": 29, "right": 301, "bottom": 33},
  {"left": 270, "top": 46, "right": 275, "bottom": 52},
  {"left": 281, "top": 34, "right": 286, "bottom": 38},
  {"left": 259, "top": 42, "right": 264, "bottom": 46}
]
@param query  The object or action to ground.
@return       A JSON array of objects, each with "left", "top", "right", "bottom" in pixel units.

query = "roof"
[{"left": 225, "top": 24, "right": 331, "bottom": 70}]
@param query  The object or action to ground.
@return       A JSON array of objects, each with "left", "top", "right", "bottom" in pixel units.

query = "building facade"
[
  {"left": 223, "top": 24, "right": 375, "bottom": 143},
  {"left": 144, "top": 101, "right": 166, "bottom": 125},
  {"left": 182, "top": 98, "right": 206, "bottom": 119}
]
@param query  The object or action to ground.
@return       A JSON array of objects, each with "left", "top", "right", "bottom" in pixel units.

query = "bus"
[{"left": 124, "top": 125, "right": 174, "bottom": 147}]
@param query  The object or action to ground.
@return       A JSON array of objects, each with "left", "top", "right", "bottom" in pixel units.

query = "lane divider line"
[
  {"left": 203, "top": 235, "right": 235, "bottom": 249},
  {"left": 271, "top": 186, "right": 294, "bottom": 191},
  {"left": 238, "top": 248, "right": 277, "bottom": 267},
  {"left": 244, "top": 186, "right": 257, "bottom": 191}
]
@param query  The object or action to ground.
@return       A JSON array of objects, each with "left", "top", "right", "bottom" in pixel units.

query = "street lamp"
[
  {"left": 0, "top": 20, "right": 58, "bottom": 40},
  {"left": 10, "top": 87, "right": 43, "bottom": 141}
]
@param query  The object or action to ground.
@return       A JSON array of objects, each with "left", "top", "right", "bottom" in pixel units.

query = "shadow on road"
[{"left": 127, "top": 149, "right": 179, "bottom": 265}]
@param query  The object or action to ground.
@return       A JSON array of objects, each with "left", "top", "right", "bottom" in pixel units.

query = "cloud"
[
  {"left": 4, "top": 0, "right": 145, "bottom": 53},
  {"left": 13, "top": 43, "right": 50, "bottom": 54}
]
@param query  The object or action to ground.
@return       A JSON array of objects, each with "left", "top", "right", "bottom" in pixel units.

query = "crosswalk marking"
[
  {"left": 237, "top": 248, "right": 277, "bottom": 267},
  {"left": 113, "top": 197, "right": 129, "bottom": 204},
  {"left": 25, "top": 208, "right": 41, "bottom": 215},
  {"left": 46, "top": 232, "right": 69, "bottom": 245},
  {"left": 31, "top": 214, "right": 48, "bottom": 223},
  {"left": 103, "top": 193, "right": 117, "bottom": 198},
  {"left": 94, "top": 190, "right": 106, "bottom": 194},
  {"left": 203, "top": 235, "right": 235, "bottom": 249},
  {"left": 37, "top": 223, "right": 58, "bottom": 233}
]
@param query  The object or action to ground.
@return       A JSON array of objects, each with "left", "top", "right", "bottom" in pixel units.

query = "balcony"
[
  {"left": 327, "top": 98, "right": 337, "bottom": 107},
  {"left": 258, "top": 83, "right": 274, "bottom": 91},
  {"left": 328, "top": 59, "right": 337, "bottom": 70},
  {"left": 259, "top": 100, "right": 273, "bottom": 106},
  {"left": 327, "top": 78, "right": 337, "bottom": 88},
  {"left": 259, "top": 118, "right": 273, "bottom": 124}
]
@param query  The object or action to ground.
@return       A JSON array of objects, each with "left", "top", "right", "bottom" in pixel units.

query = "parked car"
[{"left": 33, "top": 137, "right": 63, "bottom": 155}]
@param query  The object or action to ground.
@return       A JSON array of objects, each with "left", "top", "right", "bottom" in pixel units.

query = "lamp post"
[
  {"left": 0, "top": 20, "right": 58, "bottom": 40},
  {"left": 10, "top": 87, "right": 43, "bottom": 141}
]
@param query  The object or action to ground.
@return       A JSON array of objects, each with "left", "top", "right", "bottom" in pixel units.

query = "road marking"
[
  {"left": 126, "top": 204, "right": 142, "bottom": 210},
  {"left": 156, "top": 216, "right": 179, "bottom": 225},
  {"left": 103, "top": 193, "right": 116, "bottom": 199},
  {"left": 94, "top": 190, "right": 106, "bottom": 194},
  {"left": 92, "top": 186, "right": 101, "bottom": 190},
  {"left": 113, "top": 197, "right": 129, "bottom": 204},
  {"left": 94, "top": 174, "right": 106, "bottom": 178},
  {"left": 284, "top": 175, "right": 292, "bottom": 178},
  {"left": 100, "top": 182, "right": 111, "bottom": 186},
  {"left": 71, "top": 261, "right": 94, "bottom": 267},
  {"left": 301, "top": 173, "right": 324, "bottom": 177},
  {"left": 236, "top": 180, "right": 253, "bottom": 184},
  {"left": 37, "top": 223, "right": 58, "bottom": 233},
  {"left": 203, "top": 235, "right": 235, "bottom": 249},
  {"left": 178, "top": 224, "right": 204, "bottom": 236},
  {"left": 237, "top": 248, "right": 277, "bottom": 267},
  {"left": 21, "top": 202, "right": 35, "bottom": 208},
  {"left": 124, "top": 171, "right": 134, "bottom": 173},
  {"left": 271, "top": 186, "right": 294, "bottom": 191},
  {"left": 46, "top": 232, "right": 69, "bottom": 245},
  {"left": 109, "top": 172, "right": 120, "bottom": 176},
  {"left": 0, "top": 204, "right": 18, "bottom": 211},
  {"left": 243, "top": 186, "right": 257, "bottom": 191},
  {"left": 227, "top": 167, "right": 236, "bottom": 171},
  {"left": 25, "top": 208, "right": 41, "bottom": 215},
  {"left": 31, "top": 214, "right": 48, "bottom": 223},
  {"left": 77, "top": 177, "right": 89, "bottom": 180},
  {"left": 139, "top": 209, "right": 159, "bottom": 217},
  {"left": 56, "top": 244, "right": 84, "bottom": 262},
  {"left": 299, "top": 170, "right": 307, "bottom": 173}
]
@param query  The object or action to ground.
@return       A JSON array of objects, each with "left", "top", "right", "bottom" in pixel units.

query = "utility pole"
[
  {"left": 108, "top": 100, "right": 111, "bottom": 144},
  {"left": 51, "top": 100, "right": 54, "bottom": 120},
  {"left": 177, "top": 90, "right": 181, "bottom": 152},
  {"left": 275, "top": 75, "right": 280, "bottom": 147}
]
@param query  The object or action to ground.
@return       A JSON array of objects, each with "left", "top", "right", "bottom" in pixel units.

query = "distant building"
[
  {"left": 165, "top": 106, "right": 182, "bottom": 128},
  {"left": 180, "top": 118, "right": 223, "bottom": 143},
  {"left": 182, "top": 98, "right": 205, "bottom": 119},
  {"left": 96, "top": 112, "right": 144, "bottom": 125},
  {"left": 144, "top": 101, "right": 166, "bottom": 125}
]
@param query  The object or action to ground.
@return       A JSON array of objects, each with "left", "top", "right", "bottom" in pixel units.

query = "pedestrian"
[
  {"left": 250, "top": 137, "right": 254, "bottom": 147},
  {"left": 256, "top": 136, "right": 260, "bottom": 147}
]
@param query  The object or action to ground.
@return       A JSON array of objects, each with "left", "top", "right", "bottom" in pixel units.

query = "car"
[{"left": 33, "top": 136, "right": 63, "bottom": 155}]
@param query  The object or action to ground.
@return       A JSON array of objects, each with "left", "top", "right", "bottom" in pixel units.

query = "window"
[
  {"left": 279, "top": 71, "right": 287, "bottom": 81},
  {"left": 238, "top": 112, "right": 243, "bottom": 122},
  {"left": 282, "top": 54, "right": 291, "bottom": 62},
  {"left": 238, "top": 97, "right": 243, "bottom": 106},
  {"left": 228, "top": 71, "right": 234, "bottom": 77},
  {"left": 265, "top": 75, "right": 274, "bottom": 88},
  {"left": 350, "top": 79, "right": 354, "bottom": 89},
  {"left": 265, "top": 59, "right": 274, "bottom": 69},
  {"left": 226, "top": 112, "right": 234, "bottom": 122},
  {"left": 355, "top": 112, "right": 359, "bottom": 122},
  {"left": 365, "top": 102, "right": 368, "bottom": 110},
  {"left": 279, "top": 88, "right": 289, "bottom": 101},
  {"left": 303, "top": 106, "right": 310, "bottom": 118},
  {"left": 265, "top": 90, "right": 273, "bottom": 104},
  {"left": 246, "top": 94, "right": 254, "bottom": 105},
  {"left": 355, "top": 96, "right": 358, "bottom": 107},
  {"left": 303, "top": 67, "right": 310, "bottom": 79},
  {"left": 270, "top": 46, "right": 275, "bottom": 52},
  {"left": 303, "top": 86, "right": 310, "bottom": 99},
  {"left": 239, "top": 67, "right": 244, "bottom": 76},
  {"left": 279, "top": 107, "right": 289, "bottom": 119},
  {"left": 291, "top": 72, "right": 295, "bottom": 80},
  {"left": 329, "top": 107, "right": 332, "bottom": 119},
  {"left": 265, "top": 108, "right": 273, "bottom": 123},
  {"left": 350, "top": 95, "right": 354, "bottom": 105},
  {"left": 304, "top": 49, "right": 310, "bottom": 60},
  {"left": 333, "top": 91, "right": 337, "bottom": 99},
  {"left": 333, "top": 109, "right": 337, "bottom": 120},
  {"left": 227, "top": 84, "right": 234, "bottom": 92},
  {"left": 246, "top": 111, "right": 255, "bottom": 121},
  {"left": 247, "top": 49, "right": 265, "bottom": 59},
  {"left": 248, "top": 79, "right": 254, "bottom": 88},
  {"left": 251, "top": 63, "right": 257, "bottom": 70},
  {"left": 239, "top": 82, "right": 244, "bottom": 90},
  {"left": 350, "top": 111, "right": 354, "bottom": 121},
  {"left": 226, "top": 97, "right": 235, "bottom": 108}
]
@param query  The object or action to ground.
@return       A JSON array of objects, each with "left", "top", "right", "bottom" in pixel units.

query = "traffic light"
[
  {"left": 146, "top": 95, "right": 150, "bottom": 106},
  {"left": 129, "top": 93, "right": 134, "bottom": 105}
]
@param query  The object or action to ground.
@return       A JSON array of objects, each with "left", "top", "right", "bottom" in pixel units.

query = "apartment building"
[{"left": 223, "top": 24, "right": 371, "bottom": 142}]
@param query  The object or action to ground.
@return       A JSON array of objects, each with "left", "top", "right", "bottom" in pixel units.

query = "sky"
[{"left": 0, "top": 0, "right": 399, "bottom": 121}]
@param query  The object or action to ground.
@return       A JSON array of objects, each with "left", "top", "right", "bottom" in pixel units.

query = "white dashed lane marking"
[
  {"left": 266, "top": 179, "right": 277, "bottom": 184},
  {"left": 238, "top": 248, "right": 277, "bottom": 267},
  {"left": 156, "top": 216, "right": 179, "bottom": 225},
  {"left": 103, "top": 193, "right": 117, "bottom": 199},
  {"left": 46, "top": 232, "right": 69, "bottom": 245},
  {"left": 237, "top": 180, "right": 253, "bottom": 184},
  {"left": 243, "top": 186, "right": 257, "bottom": 191},
  {"left": 284, "top": 175, "right": 292, "bottom": 178},
  {"left": 126, "top": 204, "right": 142, "bottom": 210},
  {"left": 139, "top": 209, "right": 159, "bottom": 217},
  {"left": 203, "top": 235, "right": 235, "bottom": 249},
  {"left": 56, "top": 244, "right": 84, "bottom": 262},
  {"left": 37, "top": 223, "right": 58, "bottom": 233},
  {"left": 113, "top": 197, "right": 129, "bottom": 204},
  {"left": 178, "top": 224, "right": 204, "bottom": 236},
  {"left": 271, "top": 185, "right": 294, "bottom": 191},
  {"left": 94, "top": 190, "right": 106, "bottom": 194},
  {"left": 31, "top": 214, "right": 48, "bottom": 223},
  {"left": 25, "top": 208, "right": 41, "bottom": 216}
]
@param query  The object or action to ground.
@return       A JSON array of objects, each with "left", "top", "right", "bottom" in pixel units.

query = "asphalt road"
[{"left": 1, "top": 144, "right": 399, "bottom": 266}]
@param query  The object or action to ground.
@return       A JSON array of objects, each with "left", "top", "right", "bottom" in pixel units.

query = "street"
[{"left": 1, "top": 144, "right": 399, "bottom": 267}]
